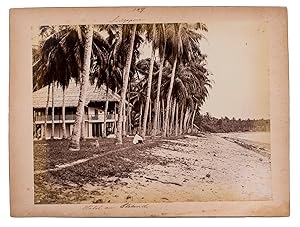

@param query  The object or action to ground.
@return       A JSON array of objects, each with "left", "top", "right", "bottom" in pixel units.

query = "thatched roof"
[{"left": 33, "top": 80, "right": 121, "bottom": 108}]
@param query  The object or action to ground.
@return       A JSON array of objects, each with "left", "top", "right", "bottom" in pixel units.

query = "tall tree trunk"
[
  {"left": 139, "top": 101, "right": 143, "bottom": 131},
  {"left": 142, "top": 25, "right": 156, "bottom": 138},
  {"left": 81, "top": 112, "right": 86, "bottom": 140},
  {"left": 44, "top": 85, "right": 50, "bottom": 139},
  {"left": 157, "top": 100, "right": 161, "bottom": 133},
  {"left": 191, "top": 103, "right": 198, "bottom": 133},
  {"left": 116, "top": 24, "right": 137, "bottom": 144},
  {"left": 183, "top": 107, "right": 190, "bottom": 134},
  {"left": 166, "top": 98, "right": 173, "bottom": 136},
  {"left": 103, "top": 93, "right": 109, "bottom": 137},
  {"left": 152, "top": 31, "right": 166, "bottom": 137},
  {"left": 122, "top": 103, "right": 126, "bottom": 136},
  {"left": 127, "top": 85, "right": 132, "bottom": 135},
  {"left": 128, "top": 105, "right": 132, "bottom": 135},
  {"left": 163, "top": 56, "right": 177, "bottom": 137},
  {"left": 170, "top": 98, "right": 176, "bottom": 135},
  {"left": 69, "top": 25, "right": 93, "bottom": 151},
  {"left": 162, "top": 99, "right": 165, "bottom": 132},
  {"left": 62, "top": 88, "right": 66, "bottom": 139},
  {"left": 187, "top": 109, "right": 192, "bottom": 133},
  {"left": 51, "top": 82, "right": 55, "bottom": 139},
  {"left": 114, "top": 87, "right": 117, "bottom": 135},
  {"left": 175, "top": 101, "right": 179, "bottom": 136},
  {"left": 148, "top": 99, "right": 152, "bottom": 135},
  {"left": 179, "top": 105, "right": 184, "bottom": 135}
]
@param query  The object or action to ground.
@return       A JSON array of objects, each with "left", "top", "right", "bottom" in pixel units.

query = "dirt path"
[
  {"left": 79, "top": 134, "right": 272, "bottom": 203},
  {"left": 34, "top": 146, "right": 135, "bottom": 175}
]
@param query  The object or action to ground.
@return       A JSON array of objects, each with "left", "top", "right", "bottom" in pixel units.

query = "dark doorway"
[{"left": 92, "top": 123, "right": 102, "bottom": 137}]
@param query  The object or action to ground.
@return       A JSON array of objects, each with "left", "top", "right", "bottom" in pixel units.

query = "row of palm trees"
[{"left": 33, "top": 23, "right": 212, "bottom": 151}]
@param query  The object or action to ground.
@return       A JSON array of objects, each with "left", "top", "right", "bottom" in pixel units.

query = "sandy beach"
[{"left": 34, "top": 132, "right": 272, "bottom": 204}]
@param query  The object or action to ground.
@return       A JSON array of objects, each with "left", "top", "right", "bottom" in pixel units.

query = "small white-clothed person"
[{"left": 133, "top": 132, "right": 144, "bottom": 144}]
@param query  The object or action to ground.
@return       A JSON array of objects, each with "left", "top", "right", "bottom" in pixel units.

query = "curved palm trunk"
[
  {"left": 69, "top": 25, "right": 93, "bottom": 151},
  {"left": 175, "top": 101, "right": 179, "bottom": 136},
  {"left": 43, "top": 84, "right": 50, "bottom": 139},
  {"left": 142, "top": 25, "right": 156, "bottom": 138},
  {"left": 116, "top": 24, "right": 137, "bottom": 144},
  {"left": 191, "top": 103, "right": 198, "bottom": 133},
  {"left": 62, "top": 88, "right": 66, "bottom": 139},
  {"left": 51, "top": 82, "right": 55, "bottom": 139},
  {"left": 163, "top": 56, "right": 177, "bottom": 137}
]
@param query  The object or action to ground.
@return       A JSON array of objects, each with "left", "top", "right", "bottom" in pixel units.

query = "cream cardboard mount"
[{"left": 9, "top": 7, "right": 289, "bottom": 217}]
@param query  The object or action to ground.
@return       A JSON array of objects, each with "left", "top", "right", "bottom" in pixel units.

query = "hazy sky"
[
  {"left": 139, "top": 20, "right": 270, "bottom": 120},
  {"left": 199, "top": 20, "right": 270, "bottom": 120}
]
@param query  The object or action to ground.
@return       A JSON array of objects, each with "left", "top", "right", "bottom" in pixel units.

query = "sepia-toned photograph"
[{"left": 10, "top": 7, "right": 289, "bottom": 216}]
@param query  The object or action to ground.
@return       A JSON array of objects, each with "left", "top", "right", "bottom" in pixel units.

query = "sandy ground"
[{"left": 79, "top": 134, "right": 272, "bottom": 203}]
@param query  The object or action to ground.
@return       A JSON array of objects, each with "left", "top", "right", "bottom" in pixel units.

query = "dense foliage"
[{"left": 194, "top": 113, "right": 270, "bottom": 133}]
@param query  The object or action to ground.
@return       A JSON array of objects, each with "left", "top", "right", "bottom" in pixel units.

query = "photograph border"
[{"left": 9, "top": 6, "right": 289, "bottom": 217}]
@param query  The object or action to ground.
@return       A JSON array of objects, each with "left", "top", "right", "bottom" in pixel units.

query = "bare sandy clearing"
[{"left": 80, "top": 134, "right": 272, "bottom": 203}]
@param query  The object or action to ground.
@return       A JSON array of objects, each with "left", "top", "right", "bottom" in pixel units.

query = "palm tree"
[
  {"left": 35, "top": 25, "right": 87, "bottom": 140},
  {"left": 69, "top": 25, "right": 94, "bottom": 151},
  {"left": 163, "top": 23, "right": 208, "bottom": 136},
  {"left": 151, "top": 24, "right": 166, "bottom": 137},
  {"left": 90, "top": 25, "right": 123, "bottom": 138},
  {"left": 141, "top": 24, "right": 156, "bottom": 138},
  {"left": 34, "top": 26, "right": 64, "bottom": 139},
  {"left": 116, "top": 24, "right": 137, "bottom": 144}
]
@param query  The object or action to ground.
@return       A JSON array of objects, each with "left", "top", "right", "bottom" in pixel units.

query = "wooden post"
[{"left": 103, "top": 99, "right": 109, "bottom": 137}]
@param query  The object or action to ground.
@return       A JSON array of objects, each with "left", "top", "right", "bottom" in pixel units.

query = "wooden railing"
[{"left": 34, "top": 113, "right": 117, "bottom": 122}]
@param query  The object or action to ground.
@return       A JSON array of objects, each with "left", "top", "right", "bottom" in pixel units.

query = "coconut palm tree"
[
  {"left": 139, "top": 24, "right": 168, "bottom": 138},
  {"left": 159, "top": 51, "right": 211, "bottom": 136},
  {"left": 89, "top": 31, "right": 113, "bottom": 138},
  {"left": 162, "top": 23, "right": 208, "bottom": 137},
  {"left": 34, "top": 25, "right": 86, "bottom": 140},
  {"left": 141, "top": 24, "right": 156, "bottom": 138},
  {"left": 35, "top": 26, "right": 65, "bottom": 139},
  {"left": 116, "top": 24, "right": 137, "bottom": 144},
  {"left": 152, "top": 24, "right": 166, "bottom": 136},
  {"left": 69, "top": 25, "right": 94, "bottom": 151}
]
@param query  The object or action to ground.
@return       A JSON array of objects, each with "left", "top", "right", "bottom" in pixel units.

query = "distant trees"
[{"left": 194, "top": 113, "right": 270, "bottom": 133}]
